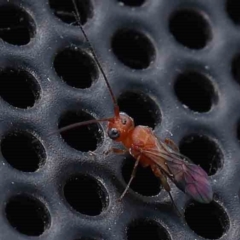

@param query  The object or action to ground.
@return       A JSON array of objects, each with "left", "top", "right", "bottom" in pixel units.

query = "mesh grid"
[{"left": 0, "top": 0, "right": 239, "bottom": 239}]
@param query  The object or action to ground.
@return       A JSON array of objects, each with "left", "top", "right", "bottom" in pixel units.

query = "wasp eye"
[{"left": 108, "top": 128, "right": 120, "bottom": 140}]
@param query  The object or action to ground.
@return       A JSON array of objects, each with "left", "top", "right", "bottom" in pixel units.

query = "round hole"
[
  {"left": 64, "top": 175, "right": 108, "bottom": 216},
  {"left": 54, "top": 48, "right": 98, "bottom": 89},
  {"left": 127, "top": 219, "right": 171, "bottom": 240},
  {"left": 5, "top": 195, "right": 50, "bottom": 236},
  {"left": 185, "top": 201, "right": 230, "bottom": 239},
  {"left": 169, "top": 9, "right": 211, "bottom": 49},
  {"left": 58, "top": 111, "right": 103, "bottom": 152},
  {"left": 49, "top": 0, "right": 93, "bottom": 25},
  {"left": 226, "top": 0, "right": 240, "bottom": 24},
  {"left": 117, "top": 0, "right": 145, "bottom": 7},
  {"left": 1, "top": 131, "right": 46, "bottom": 172},
  {"left": 122, "top": 156, "right": 161, "bottom": 196},
  {"left": 174, "top": 71, "right": 216, "bottom": 112},
  {"left": 231, "top": 54, "right": 240, "bottom": 85},
  {"left": 118, "top": 92, "right": 161, "bottom": 128},
  {"left": 179, "top": 135, "right": 223, "bottom": 176},
  {"left": 111, "top": 29, "right": 155, "bottom": 69},
  {"left": 0, "top": 5, "right": 35, "bottom": 45},
  {"left": 0, "top": 69, "right": 40, "bottom": 108}
]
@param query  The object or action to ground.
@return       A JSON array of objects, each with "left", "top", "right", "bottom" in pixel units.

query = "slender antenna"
[
  {"left": 51, "top": 118, "right": 111, "bottom": 135},
  {"left": 32, "top": 118, "right": 112, "bottom": 143},
  {"left": 71, "top": 0, "right": 119, "bottom": 116},
  {"left": 35, "top": 2, "right": 119, "bottom": 142}
]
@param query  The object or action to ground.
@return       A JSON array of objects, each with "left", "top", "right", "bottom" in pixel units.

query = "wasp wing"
[{"left": 141, "top": 145, "right": 213, "bottom": 204}]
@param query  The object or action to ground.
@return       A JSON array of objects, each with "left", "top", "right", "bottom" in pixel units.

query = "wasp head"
[{"left": 107, "top": 112, "right": 134, "bottom": 142}]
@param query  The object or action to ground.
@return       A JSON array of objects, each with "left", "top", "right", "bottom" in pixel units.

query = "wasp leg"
[
  {"left": 118, "top": 156, "right": 140, "bottom": 201},
  {"left": 104, "top": 148, "right": 128, "bottom": 156},
  {"left": 164, "top": 138, "right": 179, "bottom": 152},
  {"left": 151, "top": 165, "right": 182, "bottom": 217}
]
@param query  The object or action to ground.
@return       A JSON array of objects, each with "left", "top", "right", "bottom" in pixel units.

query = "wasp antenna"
[
  {"left": 52, "top": 118, "right": 111, "bottom": 135},
  {"left": 71, "top": 0, "right": 119, "bottom": 117},
  {"left": 32, "top": 118, "right": 112, "bottom": 144}
]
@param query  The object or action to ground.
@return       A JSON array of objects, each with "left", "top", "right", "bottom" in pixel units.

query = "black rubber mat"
[{"left": 0, "top": 0, "right": 239, "bottom": 239}]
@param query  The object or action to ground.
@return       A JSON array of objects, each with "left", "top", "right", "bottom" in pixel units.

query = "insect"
[{"left": 56, "top": 0, "right": 213, "bottom": 215}]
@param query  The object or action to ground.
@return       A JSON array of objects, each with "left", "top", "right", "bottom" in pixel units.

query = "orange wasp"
[{"left": 57, "top": 1, "right": 213, "bottom": 214}]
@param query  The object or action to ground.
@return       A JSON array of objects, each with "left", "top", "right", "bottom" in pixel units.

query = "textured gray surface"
[{"left": 0, "top": 0, "right": 238, "bottom": 239}]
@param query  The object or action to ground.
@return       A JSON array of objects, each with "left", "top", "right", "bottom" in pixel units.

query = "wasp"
[{"left": 56, "top": 0, "right": 213, "bottom": 215}]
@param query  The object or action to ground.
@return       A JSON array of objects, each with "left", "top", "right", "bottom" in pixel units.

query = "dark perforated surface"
[{"left": 0, "top": 0, "right": 239, "bottom": 239}]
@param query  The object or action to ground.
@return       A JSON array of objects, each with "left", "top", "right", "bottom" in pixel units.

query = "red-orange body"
[
  {"left": 108, "top": 112, "right": 172, "bottom": 177},
  {"left": 125, "top": 125, "right": 169, "bottom": 175},
  {"left": 107, "top": 112, "right": 213, "bottom": 203}
]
